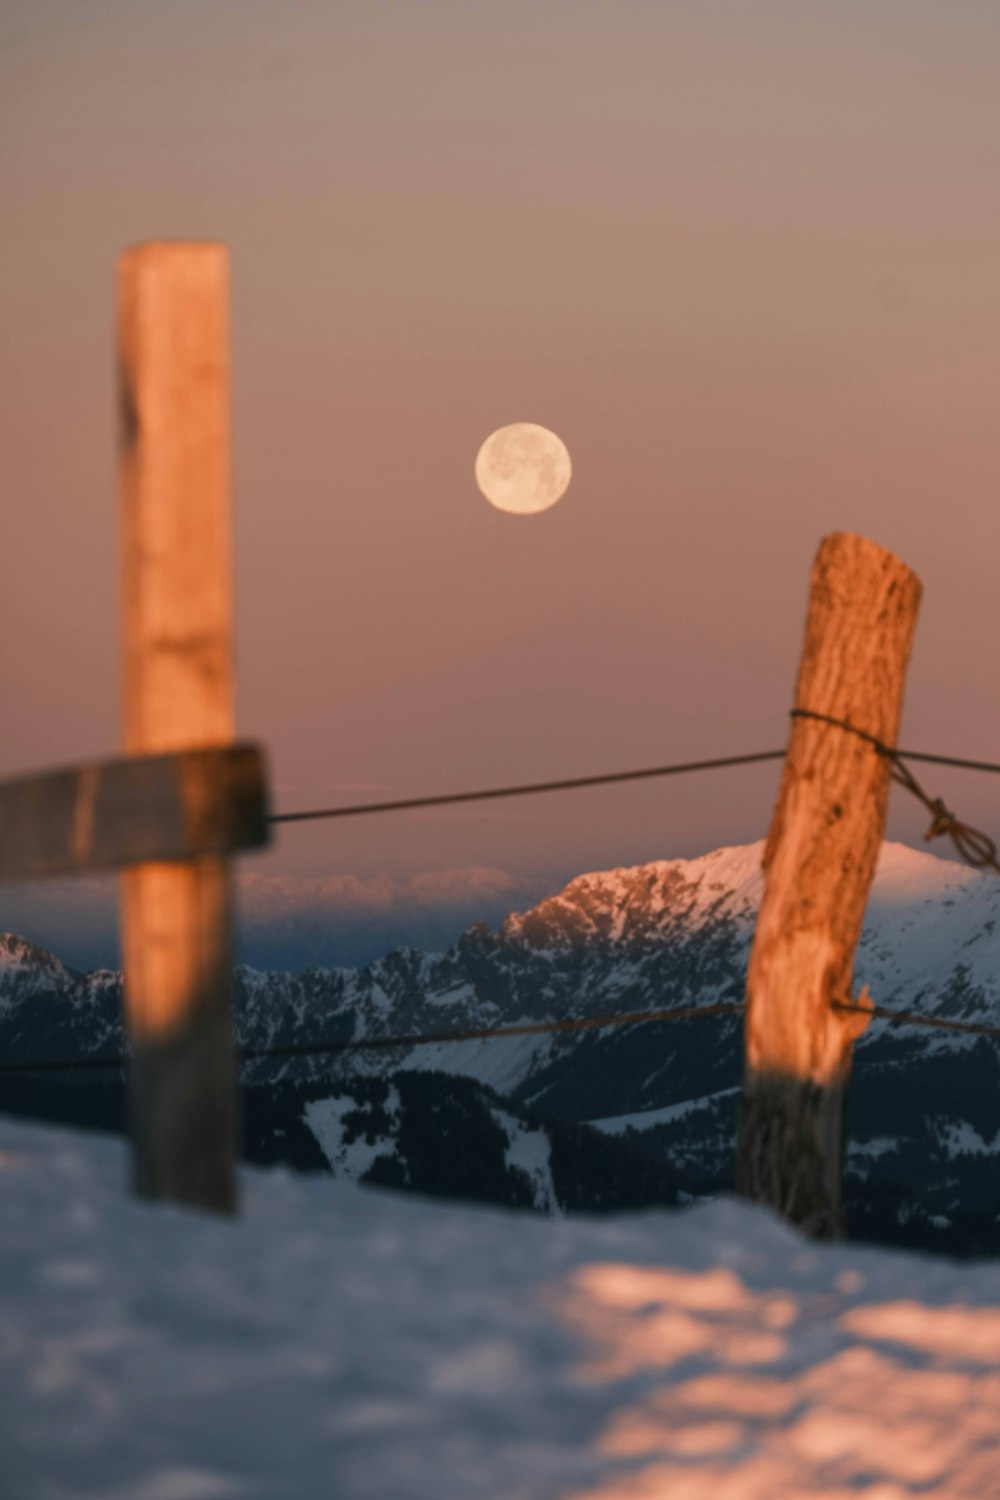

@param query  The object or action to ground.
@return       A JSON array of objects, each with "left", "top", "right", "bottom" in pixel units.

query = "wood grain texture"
[
  {"left": 735, "top": 531, "right": 922, "bottom": 1238},
  {"left": 118, "top": 241, "right": 233, "bottom": 754},
  {"left": 118, "top": 241, "right": 239, "bottom": 1214},
  {"left": 0, "top": 744, "right": 267, "bottom": 879}
]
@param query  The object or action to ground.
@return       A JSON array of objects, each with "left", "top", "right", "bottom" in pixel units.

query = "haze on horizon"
[{"left": 2, "top": 0, "right": 999, "bottom": 967}]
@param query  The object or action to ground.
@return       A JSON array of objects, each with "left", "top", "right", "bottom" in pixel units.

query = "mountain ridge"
[{"left": 3, "top": 837, "right": 1000, "bottom": 1253}]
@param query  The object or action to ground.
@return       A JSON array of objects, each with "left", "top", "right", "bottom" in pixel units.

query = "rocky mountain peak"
[
  {"left": 498, "top": 843, "right": 768, "bottom": 952},
  {"left": 0, "top": 932, "right": 73, "bottom": 997}
]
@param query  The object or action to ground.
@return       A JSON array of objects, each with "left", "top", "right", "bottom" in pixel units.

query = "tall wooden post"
[
  {"left": 735, "top": 532, "right": 921, "bottom": 1238},
  {"left": 117, "top": 242, "right": 238, "bottom": 1213}
]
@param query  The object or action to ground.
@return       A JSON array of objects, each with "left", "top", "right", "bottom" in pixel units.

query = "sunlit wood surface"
[
  {"left": 118, "top": 241, "right": 239, "bottom": 1213},
  {"left": 737, "top": 530, "right": 922, "bottom": 1238}
]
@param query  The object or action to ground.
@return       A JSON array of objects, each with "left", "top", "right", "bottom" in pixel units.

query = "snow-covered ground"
[{"left": 2, "top": 1116, "right": 1000, "bottom": 1500}]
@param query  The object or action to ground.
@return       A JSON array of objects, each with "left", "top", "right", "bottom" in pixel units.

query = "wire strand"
[
  {"left": 0, "top": 1001, "right": 747, "bottom": 1075},
  {"left": 267, "top": 751, "right": 787, "bottom": 824},
  {"left": 831, "top": 999, "right": 1000, "bottom": 1040},
  {"left": 266, "top": 735, "right": 1000, "bottom": 832},
  {"left": 10, "top": 992, "right": 1000, "bottom": 1075}
]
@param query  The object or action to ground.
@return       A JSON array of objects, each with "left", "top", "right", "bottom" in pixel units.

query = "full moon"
[{"left": 474, "top": 422, "right": 572, "bottom": 515}]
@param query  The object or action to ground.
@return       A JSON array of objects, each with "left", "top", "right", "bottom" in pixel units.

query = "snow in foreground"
[{"left": 1, "top": 1118, "right": 1000, "bottom": 1499}]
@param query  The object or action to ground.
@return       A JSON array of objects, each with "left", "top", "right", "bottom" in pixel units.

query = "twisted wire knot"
[
  {"left": 790, "top": 709, "right": 1000, "bottom": 878},
  {"left": 930, "top": 809, "right": 997, "bottom": 869},
  {"left": 924, "top": 796, "right": 958, "bottom": 841},
  {"left": 920, "top": 797, "right": 996, "bottom": 866}
]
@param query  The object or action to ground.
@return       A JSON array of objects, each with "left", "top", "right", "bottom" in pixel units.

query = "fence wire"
[
  {"left": 7, "top": 990, "right": 1000, "bottom": 1077},
  {"left": 267, "top": 749, "right": 788, "bottom": 824},
  {"left": 0, "top": 1002, "right": 748, "bottom": 1075}
]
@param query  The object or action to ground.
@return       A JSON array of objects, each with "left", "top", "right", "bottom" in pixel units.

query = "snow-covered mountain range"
[{"left": 3, "top": 839, "right": 1000, "bottom": 1252}]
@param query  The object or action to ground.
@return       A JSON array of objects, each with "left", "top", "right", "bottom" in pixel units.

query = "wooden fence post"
[
  {"left": 117, "top": 241, "right": 239, "bottom": 1213},
  {"left": 735, "top": 531, "right": 922, "bottom": 1238}
]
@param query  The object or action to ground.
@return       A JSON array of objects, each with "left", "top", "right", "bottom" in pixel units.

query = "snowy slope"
[
  {"left": 2, "top": 1115, "right": 1000, "bottom": 1499},
  {"left": 275, "top": 1069, "right": 679, "bottom": 1217}
]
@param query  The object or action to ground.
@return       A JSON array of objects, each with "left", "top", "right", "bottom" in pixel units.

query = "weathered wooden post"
[
  {"left": 0, "top": 242, "right": 266, "bottom": 1215},
  {"left": 735, "top": 531, "right": 922, "bottom": 1238},
  {"left": 118, "top": 241, "right": 239, "bottom": 1213}
]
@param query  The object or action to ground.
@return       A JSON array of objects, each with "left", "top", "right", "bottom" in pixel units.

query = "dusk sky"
[{"left": 3, "top": 0, "right": 999, "bottom": 967}]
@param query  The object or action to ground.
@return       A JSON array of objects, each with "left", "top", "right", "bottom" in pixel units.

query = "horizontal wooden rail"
[{"left": 0, "top": 742, "right": 268, "bottom": 879}]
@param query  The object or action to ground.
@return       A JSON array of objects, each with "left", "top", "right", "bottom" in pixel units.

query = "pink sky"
[{"left": 2, "top": 0, "right": 999, "bottom": 961}]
